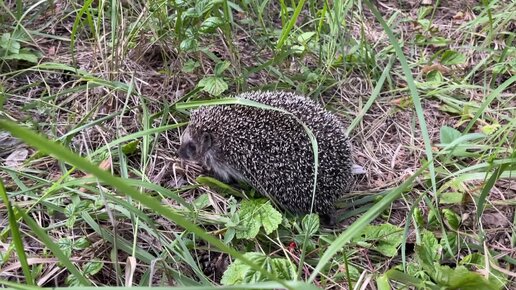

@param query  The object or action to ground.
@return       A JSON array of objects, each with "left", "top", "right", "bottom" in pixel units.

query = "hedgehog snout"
[{"left": 178, "top": 141, "right": 197, "bottom": 160}]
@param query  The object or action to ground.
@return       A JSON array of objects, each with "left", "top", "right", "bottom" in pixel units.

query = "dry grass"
[{"left": 0, "top": 0, "right": 515, "bottom": 288}]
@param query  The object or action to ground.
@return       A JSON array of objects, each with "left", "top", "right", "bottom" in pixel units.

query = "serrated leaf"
[
  {"left": 442, "top": 208, "right": 460, "bottom": 230},
  {"left": 440, "top": 126, "right": 462, "bottom": 144},
  {"left": 198, "top": 76, "right": 228, "bottom": 96},
  {"left": 200, "top": 16, "right": 223, "bottom": 33},
  {"left": 441, "top": 50, "right": 466, "bottom": 66},
  {"left": 221, "top": 252, "right": 296, "bottom": 285},
  {"left": 214, "top": 60, "right": 231, "bottom": 76},
  {"left": 236, "top": 199, "right": 282, "bottom": 239},
  {"left": 352, "top": 223, "right": 403, "bottom": 257},
  {"left": 301, "top": 214, "right": 319, "bottom": 236},
  {"left": 58, "top": 238, "right": 73, "bottom": 257},
  {"left": 416, "top": 230, "right": 440, "bottom": 270}
]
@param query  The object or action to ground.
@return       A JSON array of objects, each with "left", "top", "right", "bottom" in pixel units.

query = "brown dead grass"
[{"left": 1, "top": 0, "right": 515, "bottom": 287}]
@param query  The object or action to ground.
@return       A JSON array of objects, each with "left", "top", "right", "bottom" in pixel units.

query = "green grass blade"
[
  {"left": 0, "top": 180, "right": 34, "bottom": 285},
  {"left": 276, "top": 0, "right": 306, "bottom": 50}
]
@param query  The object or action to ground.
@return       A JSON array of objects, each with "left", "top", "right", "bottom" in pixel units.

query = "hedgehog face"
[{"left": 178, "top": 127, "right": 213, "bottom": 162}]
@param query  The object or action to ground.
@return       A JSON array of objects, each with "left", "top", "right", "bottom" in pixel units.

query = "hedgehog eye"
[{"left": 179, "top": 142, "right": 196, "bottom": 160}]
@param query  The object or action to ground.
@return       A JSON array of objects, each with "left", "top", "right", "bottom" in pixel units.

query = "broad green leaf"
[
  {"left": 441, "top": 50, "right": 466, "bottom": 66},
  {"left": 416, "top": 230, "right": 440, "bottom": 269},
  {"left": 297, "top": 31, "right": 316, "bottom": 44},
  {"left": 352, "top": 223, "right": 403, "bottom": 257},
  {"left": 0, "top": 33, "right": 20, "bottom": 54},
  {"left": 82, "top": 261, "right": 103, "bottom": 276},
  {"left": 236, "top": 199, "right": 282, "bottom": 239},
  {"left": 182, "top": 59, "right": 200, "bottom": 73},
  {"left": 442, "top": 208, "right": 460, "bottom": 230},
  {"left": 433, "top": 265, "right": 499, "bottom": 290},
  {"left": 221, "top": 252, "right": 296, "bottom": 285},
  {"left": 439, "top": 191, "right": 464, "bottom": 204},
  {"left": 180, "top": 38, "right": 198, "bottom": 52},
  {"left": 198, "top": 76, "right": 228, "bottom": 96},
  {"left": 200, "top": 16, "right": 223, "bottom": 33},
  {"left": 2, "top": 52, "right": 39, "bottom": 63},
  {"left": 461, "top": 253, "right": 507, "bottom": 289},
  {"left": 440, "top": 126, "right": 462, "bottom": 144},
  {"left": 214, "top": 60, "right": 231, "bottom": 76}
]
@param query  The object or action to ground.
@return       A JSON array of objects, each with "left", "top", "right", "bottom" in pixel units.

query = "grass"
[{"left": 0, "top": 0, "right": 515, "bottom": 289}]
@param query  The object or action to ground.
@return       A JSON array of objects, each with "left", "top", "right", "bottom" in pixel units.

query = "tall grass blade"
[{"left": 0, "top": 180, "right": 34, "bottom": 285}]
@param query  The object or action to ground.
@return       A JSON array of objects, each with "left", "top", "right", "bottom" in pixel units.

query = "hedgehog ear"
[{"left": 200, "top": 132, "right": 212, "bottom": 150}]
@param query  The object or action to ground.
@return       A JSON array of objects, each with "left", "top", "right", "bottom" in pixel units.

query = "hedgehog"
[{"left": 178, "top": 91, "right": 354, "bottom": 224}]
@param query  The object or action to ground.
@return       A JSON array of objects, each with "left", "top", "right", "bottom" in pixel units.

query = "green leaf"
[
  {"left": 440, "top": 126, "right": 462, "bottom": 144},
  {"left": 353, "top": 224, "right": 403, "bottom": 257},
  {"left": 193, "top": 193, "right": 211, "bottom": 210},
  {"left": 58, "top": 238, "right": 73, "bottom": 258},
  {"left": 200, "top": 16, "right": 223, "bottom": 33},
  {"left": 441, "top": 50, "right": 466, "bottom": 66},
  {"left": 301, "top": 214, "right": 319, "bottom": 237},
  {"left": 439, "top": 191, "right": 464, "bottom": 204},
  {"left": 214, "top": 60, "right": 231, "bottom": 76},
  {"left": 180, "top": 38, "right": 198, "bottom": 52},
  {"left": 182, "top": 59, "right": 200, "bottom": 73},
  {"left": 433, "top": 265, "right": 499, "bottom": 290},
  {"left": 297, "top": 31, "right": 316, "bottom": 44},
  {"left": 461, "top": 253, "right": 507, "bottom": 289},
  {"left": 236, "top": 199, "right": 282, "bottom": 239},
  {"left": 2, "top": 52, "right": 39, "bottom": 63},
  {"left": 480, "top": 122, "right": 500, "bottom": 135},
  {"left": 198, "top": 76, "right": 228, "bottom": 96},
  {"left": 121, "top": 139, "right": 140, "bottom": 155},
  {"left": 73, "top": 237, "right": 90, "bottom": 250},
  {"left": 416, "top": 230, "right": 440, "bottom": 269},
  {"left": 0, "top": 33, "right": 20, "bottom": 54},
  {"left": 442, "top": 208, "right": 460, "bottom": 230},
  {"left": 221, "top": 252, "right": 296, "bottom": 285},
  {"left": 82, "top": 261, "right": 103, "bottom": 276}
]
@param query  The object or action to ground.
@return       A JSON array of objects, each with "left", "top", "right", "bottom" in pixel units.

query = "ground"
[{"left": 0, "top": 0, "right": 515, "bottom": 288}]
